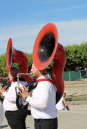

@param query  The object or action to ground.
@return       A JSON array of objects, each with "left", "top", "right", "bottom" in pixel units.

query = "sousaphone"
[{"left": 32, "top": 23, "right": 66, "bottom": 102}]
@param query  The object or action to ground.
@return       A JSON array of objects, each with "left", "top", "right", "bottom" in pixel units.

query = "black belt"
[{"left": 34, "top": 117, "right": 57, "bottom": 123}]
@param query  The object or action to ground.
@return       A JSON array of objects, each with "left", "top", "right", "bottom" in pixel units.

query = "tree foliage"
[
  {"left": 0, "top": 41, "right": 87, "bottom": 76},
  {"left": 64, "top": 42, "right": 87, "bottom": 71},
  {"left": 0, "top": 53, "right": 7, "bottom": 76},
  {"left": 25, "top": 52, "right": 33, "bottom": 71}
]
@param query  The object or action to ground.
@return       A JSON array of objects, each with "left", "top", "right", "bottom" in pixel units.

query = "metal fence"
[{"left": 63, "top": 70, "right": 87, "bottom": 81}]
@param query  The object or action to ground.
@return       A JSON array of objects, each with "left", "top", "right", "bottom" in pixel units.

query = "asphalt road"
[{"left": 1, "top": 105, "right": 87, "bottom": 129}]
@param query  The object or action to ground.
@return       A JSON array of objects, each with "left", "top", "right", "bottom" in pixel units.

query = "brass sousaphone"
[{"left": 32, "top": 23, "right": 66, "bottom": 102}]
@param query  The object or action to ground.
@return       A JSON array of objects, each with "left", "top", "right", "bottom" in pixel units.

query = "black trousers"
[
  {"left": 5, "top": 110, "right": 27, "bottom": 129},
  {"left": 34, "top": 117, "right": 58, "bottom": 129}
]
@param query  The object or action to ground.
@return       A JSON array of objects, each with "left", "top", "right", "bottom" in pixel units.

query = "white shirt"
[
  {"left": 56, "top": 96, "right": 65, "bottom": 110},
  {"left": 26, "top": 75, "right": 57, "bottom": 119},
  {"left": 3, "top": 81, "right": 26, "bottom": 111}
]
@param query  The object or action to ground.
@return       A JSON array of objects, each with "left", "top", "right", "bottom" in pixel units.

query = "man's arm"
[
  {"left": 62, "top": 99, "right": 69, "bottom": 110},
  {"left": 20, "top": 84, "right": 50, "bottom": 109},
  {"left": 0, "top": 87, "right": 6, "bottom": 95}
]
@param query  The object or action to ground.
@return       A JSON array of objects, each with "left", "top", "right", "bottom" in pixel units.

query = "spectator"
[{"left": 56, "top": 93, "right": 69, "bottom": 110}]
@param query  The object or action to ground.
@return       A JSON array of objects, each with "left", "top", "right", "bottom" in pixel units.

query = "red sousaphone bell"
[{"left": 6, "top": 38, "right": 33, "bottom": 83}]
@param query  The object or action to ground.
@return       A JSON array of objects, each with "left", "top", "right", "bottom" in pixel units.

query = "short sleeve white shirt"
[{"left": 3, "top": 81, "right": 26, "bottom": 111}]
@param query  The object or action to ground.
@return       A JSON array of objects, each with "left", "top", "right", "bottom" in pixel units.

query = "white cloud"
[
  {"left": 0, "top": 23, "right": 45, "bottom": 54},
  {"left": 0, "top": 24, "right": 42, "bottom": 42},
  {"left": 55, "top": 20, "right": 87, "bottom": 46},
  {"left": 28, "top": 4, "right": 87, "bottom": 15},
  {"left": 0, "top": 19, "right": 87, "bottom": 55}
]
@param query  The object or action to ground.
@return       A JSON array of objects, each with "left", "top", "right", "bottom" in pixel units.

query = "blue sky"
[{"left": 0, "top": 0, "right": 87, "bottom": 55}]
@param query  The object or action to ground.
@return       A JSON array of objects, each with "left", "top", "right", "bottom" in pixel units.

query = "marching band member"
[
  {"left": 20, "top": 63, "right": 58, "bottom": 129},
  {"left": 0, "top": 66, "right": 27, "bottom": 129}
]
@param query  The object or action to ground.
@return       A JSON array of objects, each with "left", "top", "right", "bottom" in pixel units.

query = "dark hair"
[
  {"left": 63, "top": 92, "right": 66, "bottom": 96},
  {"left": 11, "top": 66, "right": 19, "bottom": 73}
]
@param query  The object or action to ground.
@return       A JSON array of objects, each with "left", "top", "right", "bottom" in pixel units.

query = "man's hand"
[
  {"left": 0, "top": 87, "right": 6, "bottom": 95},
  {"left": 20, "top": 86, "right": 31, "bottom": 100}
]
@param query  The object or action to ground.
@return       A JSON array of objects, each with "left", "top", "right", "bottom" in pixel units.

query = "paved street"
[
  {"left": 64, "top": 79, "right": 87, "bottom": 96},
  {"left": 1, "top": 105, "right": 87, "bottom": 129}
]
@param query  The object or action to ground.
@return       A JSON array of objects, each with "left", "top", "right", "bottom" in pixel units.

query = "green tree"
[
  {"left": 64, "top": 42, "right": 87, "bottom": 71},
  {"left": 1, "top": 41, "right": 87, "bottom": 76},
  {"left": 0, "top": 53, "right": 7, "bottom": 76},
  {"left": 25, "top": 53, "right": 33, "bottom": 71}
]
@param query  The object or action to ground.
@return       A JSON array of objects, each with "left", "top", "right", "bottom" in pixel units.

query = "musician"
[
  {"left": 20, "top": 63, "right": 58, "bottom": 129},
  {"left": 0, "top": 66, "right": 27, "bottom": 129}
]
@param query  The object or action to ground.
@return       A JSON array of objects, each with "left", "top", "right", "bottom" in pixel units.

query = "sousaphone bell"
[{"left": 6, "top": 38, "right": 33, "bottom": 83}]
